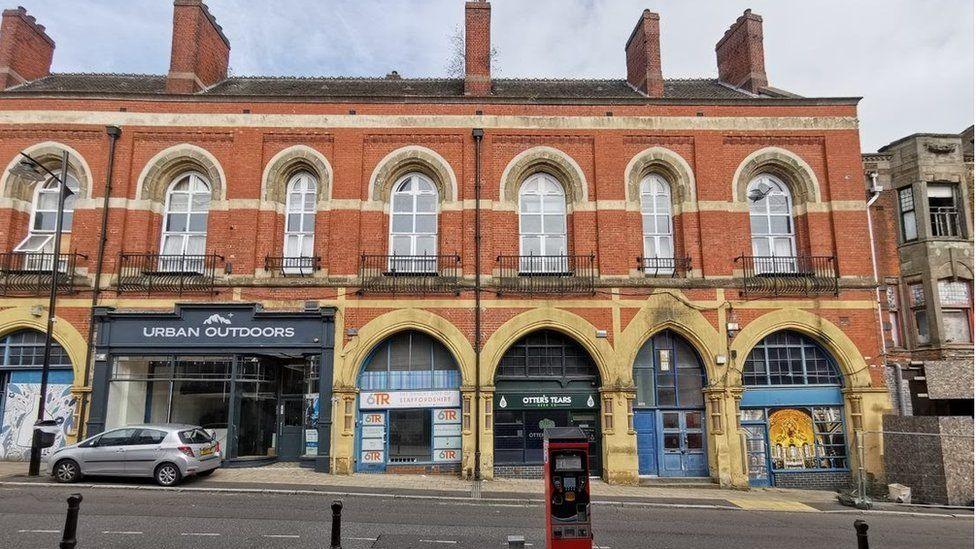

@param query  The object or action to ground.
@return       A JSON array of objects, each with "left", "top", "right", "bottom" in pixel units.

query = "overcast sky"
[{"left": 15, "top": 0, "right": 975, "bottom": 150}]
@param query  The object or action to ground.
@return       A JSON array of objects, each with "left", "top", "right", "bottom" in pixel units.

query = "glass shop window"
[{"left": 388, "top": 409, "right": 431, "bottom": 462}]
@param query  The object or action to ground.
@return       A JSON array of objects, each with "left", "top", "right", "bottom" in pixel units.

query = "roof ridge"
[{"left": 50, "top": 72, "right": 165, "bottom": 78}]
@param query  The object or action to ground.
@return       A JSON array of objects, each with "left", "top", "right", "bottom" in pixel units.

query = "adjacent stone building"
[
  {"left": 864, "top": 126, "right": 974, "bottom": 504},
  {"left": 0, "top": 1, "right": 891, "bottom": 490}
]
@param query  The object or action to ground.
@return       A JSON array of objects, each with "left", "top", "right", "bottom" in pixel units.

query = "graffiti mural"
[{"left": 0, "top": 370, "right": 75, "bottom": 461}]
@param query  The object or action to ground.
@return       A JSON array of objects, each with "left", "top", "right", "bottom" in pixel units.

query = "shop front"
[
  {"left": 493, "top": 330, "right": 602, "bottom": 477},
  {"left": 354, "top": 330, "right": 462, "bottom": 474},
  {"left": 739, "top": 330, "right": 850, "bottom": 489},
  {"left": 86, "top": 303, "right": 336, "bottom": 469},
  {"left": 0, "top": 329, "right": 76, "bottom": 460}
]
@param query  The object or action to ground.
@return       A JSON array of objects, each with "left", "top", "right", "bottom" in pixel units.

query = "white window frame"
[
  {"left": 518, "top": 173, "right": 568, "bottom": 273},
  {"left": 159, "top": 172, "right": 211, "bottom": 273},
  {"left": 283, "top": 172, "right": 317, "bottom": 274},
  {"left": 748, "top": 174, "right": 797, "bottom": 274},
  {"left": 639, "top": 173, "right": 674, "bottom": 273},
  {"left": 14, "top": 173, "right": 80, "bottom": 271},
  {"left": 388, "top": 173, "right": 439, "bottom": 273}
]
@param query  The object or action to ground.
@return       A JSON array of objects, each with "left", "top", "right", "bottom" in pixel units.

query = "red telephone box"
[{"left": 544, "top": 427, "right": 593, "bottom": 549}]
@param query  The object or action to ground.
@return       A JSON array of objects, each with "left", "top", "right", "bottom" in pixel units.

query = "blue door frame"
[{"left": 635, "top": 409, "right": 708, "bottom": 477}]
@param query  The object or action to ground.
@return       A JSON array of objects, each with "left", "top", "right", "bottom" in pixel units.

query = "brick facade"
[{"left": 0, "top": 1, "right": 892, "bottom": 488}]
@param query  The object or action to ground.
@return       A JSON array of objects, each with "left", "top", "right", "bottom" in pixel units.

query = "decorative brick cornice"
[
  {"left": 493, "top": 134, "right": 593, "bottom": 145},
  {"left": 0, "top": 128, "right": 102, "bottom": 140},
  {"left": 132, "top": 130, "right": 234, "bottom": 142},
  {"left": 723, "top": 135, "right": 824, "bottom": 146},
  {"left": 623, "top": 135, "right": 694, "bottom": 145},
  {"left": 365, "top": 134, "right": 462, "bottom": 145},
  {"left": 263, "top": 132, "right": 334, "bottom": 144}
]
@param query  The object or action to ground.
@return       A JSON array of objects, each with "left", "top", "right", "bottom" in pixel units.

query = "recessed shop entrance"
[{"left": 493, "top": 330, "right": 602, "bottom": 477}]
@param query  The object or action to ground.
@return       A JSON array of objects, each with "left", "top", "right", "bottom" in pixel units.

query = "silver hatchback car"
[{"left": 44, "top": 424, "right": 221, "bottom": 486}]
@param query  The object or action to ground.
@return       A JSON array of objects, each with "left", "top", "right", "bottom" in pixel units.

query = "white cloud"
[{"left": 15, "top": 0, "right": 975, "bottom": 149}]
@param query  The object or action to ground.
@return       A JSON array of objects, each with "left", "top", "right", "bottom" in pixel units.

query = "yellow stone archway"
[{"left": 480, "top": 307, "right": 615, "bottom": 388}]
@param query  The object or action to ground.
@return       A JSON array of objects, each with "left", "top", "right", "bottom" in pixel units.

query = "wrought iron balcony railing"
[
  {"left": 930, "top": 207, "right": 962, "bottom": 238},
  {"left": 117, "top": 253, "right": 222, "bottom": 295},
  {"left": 264, "top": 255, "right": 321, "bottom": 276},
  {"left": 358, "top": 253, "right": 461, "bottom": 295},
  {"left": 0, "top": 252, "right": 84, "bottom": 296},
  {"left": 734, "top": 254, "right": 838, "bottom": 296},
  {"left": 637, "top": 256, "right": 692, "bottom": 277},
  {"left": 495, "top": 254, "right": 596, "bottom": 295}
]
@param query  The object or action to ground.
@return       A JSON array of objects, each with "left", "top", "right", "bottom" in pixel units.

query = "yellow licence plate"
[{"left": 200, "top": 446, "right": 214, "bottom": 456}]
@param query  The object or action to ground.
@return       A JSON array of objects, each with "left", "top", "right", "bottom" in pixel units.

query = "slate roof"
[{"left": 4, "top": 73, "right": 809, "bottom": 102}]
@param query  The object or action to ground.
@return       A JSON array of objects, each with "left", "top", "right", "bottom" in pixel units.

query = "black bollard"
[
  {"left": 854, "top": 519, "right": 869, "bottom": 549},
  {"left": 330, "top": 499, "right": 343, "bottom": 549},
  {"left": 59, "top": 493, "right": 83, "bottom": 549}
]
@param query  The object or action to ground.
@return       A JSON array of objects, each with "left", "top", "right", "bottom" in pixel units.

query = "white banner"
[
  {"left": 434, "top": 424, "right": 462, "bottom": 437},
  {"left": 362, "top": 412, "right": 386, "bottom": 425},
  {"left": 361, "top": 426, "right": 385, "bottom": 439},
  {"left": 433, "top": 408, "right": 462, "bottom": 424},
  {"left": 360, "top": 391, "right": 460, "bottom": 410},
  {"left": 433, "top": 448, "right": 461, "bottom": 463},
  {"left": 361, "top": 450, "right": 384, "bottom": 463},
  {"left": 361, "top": 438, "right": 385, "bottom": 451},
  {"left": 433, "top": 436, "right": 462, "bottom": 450}
]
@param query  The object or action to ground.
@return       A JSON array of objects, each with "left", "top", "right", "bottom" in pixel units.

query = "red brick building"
[{"left": 0, "top": 1, "right": 889, "bottom": 489}]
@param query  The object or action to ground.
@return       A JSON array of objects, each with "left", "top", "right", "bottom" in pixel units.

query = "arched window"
[
  {"left": 743, "top": 330, "right": 841, "bottom": 386},
  {"left": 640, "top": 173, "right": 674, "bottom": 272},
  {"left": 283, "top": 172, "right": 317, "bottom": 273},
  {"left": 359, "top": 331, "right": 460, "bottom": 390},
  {"left": 389, "top": 173, "right": 438, "bottom": 273},
  {"left": 160, "top": 173, "right": 211, "bottom": 272},
  {"left": 747, "top": 174, "right": 796, "bottom": 273},
  {"left": 14, "top": 173, "right": 80, "bottom": 255},
  {"left": 633, "top": 331, "right": 704, "bottom": 408},
  {"left": 496, "top": 330, "right": 597, "bottom": 381},
  {"left": 518, "top": 173, "right": 567, "bottom": 273}
]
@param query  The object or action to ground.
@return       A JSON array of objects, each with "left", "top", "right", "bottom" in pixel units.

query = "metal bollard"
[
  {"left": 59, "top": 493, "right": 83, "bottom": 549},
  {"left": 854, "top": 519, "right": 869, "bottom": 549},
  {"left": 507, "top": 534, "right": 526, "bottom": 548},
  {"left": 330, "top": 499, "right": 343, "bottom": 549}
]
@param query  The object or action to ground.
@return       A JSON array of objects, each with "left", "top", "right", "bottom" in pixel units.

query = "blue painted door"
[
  {"left": 743, "top": 424, "right": 772, "bottom": 487},
  {"left": 634, "top": 410, "right": 657, "bottom": 475},
  {"left": 659, "top": 410, "right": 708, "bottom": 477}
]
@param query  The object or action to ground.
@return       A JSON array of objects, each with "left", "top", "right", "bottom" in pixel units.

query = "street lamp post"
[{"left": 9, "top": 149, "right": 72, "bottom": 477}]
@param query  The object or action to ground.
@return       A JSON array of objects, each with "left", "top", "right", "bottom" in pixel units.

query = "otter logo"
[{"left": 203, "top": 313, "right": 232, "bottom": 325}]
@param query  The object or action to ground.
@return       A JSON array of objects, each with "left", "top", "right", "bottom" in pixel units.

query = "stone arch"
[
  {"left": 368, "top": 146, "right": 458, "bottom": 204},
  {"left": 0, "top": 141, "right": 94, "bottom": 202},
  {"left": 617, "top": 291, "right": 723, "bottom": 387},
  {"left": 135, "top": 144, "right": 226, "bottom": 203},
  {"left": 261, "top": 145, "right": 333, "bottom": 205},
  {"left": 500, "top": 146, "right": 589, "bottom": 208},
  {"left": 480, "top": 307, "right": 615, "bottom": 387},
  {"left": 728, "top": 309, "right": 872, "bottom": 389},
  {"left": 933, "top": 261, "right": 974, "bottom": 281},
  {"left": 0, "top": 307, "right": 88, "bottom": 382},
  {"left": 625, "top": 147, "right": 697, "bottom": 213},
  {"left": 337, "top": 309, "right": 475, "bottom": 390},
  {"left": 731, "top": 147, "right": 821, "bottom": 204}
]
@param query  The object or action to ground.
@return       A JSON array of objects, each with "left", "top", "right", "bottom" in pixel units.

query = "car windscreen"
[{"left": 178, "top": 428, "right": 214, "bottom": 444}]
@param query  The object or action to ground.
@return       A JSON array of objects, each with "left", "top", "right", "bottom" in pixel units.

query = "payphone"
[{"left": 543, "top": 427, "right": 592, "bottom": 549}]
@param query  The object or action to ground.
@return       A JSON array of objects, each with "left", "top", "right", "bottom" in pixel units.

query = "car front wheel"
[
  {"left": 154, "top": 463, "right": 182, "bottom": 486},
  {"left": 53, "top": 459, "right": 80, "bottom": 483}
]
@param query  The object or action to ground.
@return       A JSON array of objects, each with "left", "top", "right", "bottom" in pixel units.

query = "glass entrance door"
[
  {"left": 743, "top": 423, "right": 772, "bottom": 487},
  {"left": 659, "top": 410, "right": 707, "bottom": 477},
  {"left": 277, "top": 397, "right": 304, "bottom": 459}
]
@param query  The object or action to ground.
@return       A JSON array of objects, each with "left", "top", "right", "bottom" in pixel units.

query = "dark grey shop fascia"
[{"left": 85, "top": 303, "right": 336, "bottom": 472}]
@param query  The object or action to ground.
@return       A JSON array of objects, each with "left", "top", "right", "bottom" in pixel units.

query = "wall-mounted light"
[{"left": 595, "top": 329, "right": 608, "bottom": 338}]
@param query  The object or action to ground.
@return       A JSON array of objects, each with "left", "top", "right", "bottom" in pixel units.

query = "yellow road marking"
[{"left": 727, "top": 498, "right": 819, "bottom": 512}]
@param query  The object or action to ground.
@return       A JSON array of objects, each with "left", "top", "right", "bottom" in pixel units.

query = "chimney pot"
[
  {"left": 625, "top": 10, "right": 663, "bottom": 97},
  {"left": 0, "top": 6, "right": 55, "bottom": 89},
  {"left": 464, "top": 0, "right": 491, "bottom": 96},
  {"left": 715, "top": 9, "right": 768, "bottom": 94},
  {"left": 166, "top": 0, "right": 230, "bottom": 94}
]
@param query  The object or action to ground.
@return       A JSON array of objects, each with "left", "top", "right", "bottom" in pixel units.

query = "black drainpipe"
[
  {"left": 76, "top": 125, "right": 121, "bottom": 440},
  {"left": 472, "top": 127, "right": 484, "bottom": 480}
]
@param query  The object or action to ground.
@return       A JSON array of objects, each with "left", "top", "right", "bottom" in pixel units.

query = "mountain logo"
[{"left": 203, "top": 313, "right": 232, "bottom": 325}]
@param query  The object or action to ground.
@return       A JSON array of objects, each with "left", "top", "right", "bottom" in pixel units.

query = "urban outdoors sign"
[
  {"left": 494, "top": 392, "right": 598, "bottom": 411},
  {"left": 359, "top": 390, "right": 460, "bottom": 410},
  {"left": 97, "top": 304, "right": 326, "bottom": 349}
]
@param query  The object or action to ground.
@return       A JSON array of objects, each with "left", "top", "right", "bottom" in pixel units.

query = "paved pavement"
[{"left": 0, "top": 484, "right": 971, "bottom": 549}]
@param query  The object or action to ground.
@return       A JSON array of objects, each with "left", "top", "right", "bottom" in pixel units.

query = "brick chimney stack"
[
  {"left": 166, "top": 0, "right": 230, "bottom": 94},
  {"left": 464, "top": 0, "right": 491, "bottom": 96},
  {"left": 625, "top": 10, "right": 663, "bottom": 97},
  {"left": 715, "top": 9, "right": 768, "bottom": 94},
  {"left": 0, "top": 6, "right": 54, "bottom": 90}
]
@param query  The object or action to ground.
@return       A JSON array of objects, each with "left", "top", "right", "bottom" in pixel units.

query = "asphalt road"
[{"left": 0, "top": 485, "right": 971, "bottom": 549}]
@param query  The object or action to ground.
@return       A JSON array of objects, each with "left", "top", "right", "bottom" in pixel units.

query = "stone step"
[{"left": 637, "top": 477, "right": 721, "bottom": 489}]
